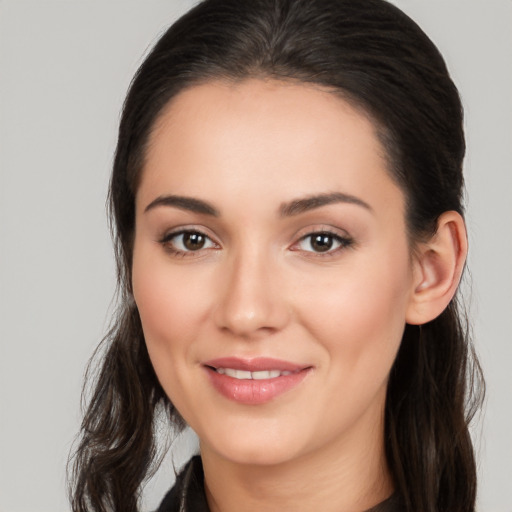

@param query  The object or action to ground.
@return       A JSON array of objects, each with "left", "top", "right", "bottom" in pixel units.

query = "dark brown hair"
[{"left": 69, "top": 1, "right": 484, "bottom": 511}]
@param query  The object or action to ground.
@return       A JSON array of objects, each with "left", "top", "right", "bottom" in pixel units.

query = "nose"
[{"left": 213, "top": 247, "right": 290, "bottom": 338}]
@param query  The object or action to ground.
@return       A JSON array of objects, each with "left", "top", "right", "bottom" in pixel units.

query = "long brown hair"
[{"left": 69, "top": 1, "right": 485, "bottom": 511}]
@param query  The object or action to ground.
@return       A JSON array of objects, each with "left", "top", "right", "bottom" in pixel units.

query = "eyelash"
[
  {"left": 293, "top": 230, "right": 354, "bottom": 256},
  {"left": 158, "top": 229, "right": 218, "bottom": 257},
  {"left": 158, "top": 228, "right": 354, "bottom": 258}
]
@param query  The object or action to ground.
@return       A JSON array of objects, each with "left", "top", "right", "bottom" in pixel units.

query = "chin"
[{"left": 197, "top": 417, "right": 310, "bottom": 467}]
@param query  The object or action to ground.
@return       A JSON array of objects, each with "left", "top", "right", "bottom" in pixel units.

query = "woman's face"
[{"left": 132, "top": 79, "right": 418, "bottom": 466}]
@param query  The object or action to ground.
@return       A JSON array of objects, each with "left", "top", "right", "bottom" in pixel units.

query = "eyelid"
[
  {"left": 158, "top": 223, "right": 217, "bottom": 241},
  {"left": 290, "top": 226, "right": 354, "bottom": 255},
  {"left": 158, "top": 226, "right": 221, "bottom": 257}
]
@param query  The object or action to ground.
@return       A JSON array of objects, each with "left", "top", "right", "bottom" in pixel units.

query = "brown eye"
[
  {"left": 160, "top": 230, "right": 216, "bottom": 254},
  {"left": 183, "top": 232, "right": 206, "bottom": 250},
  {"left": 310, "top": 234, "right": 334, "bottom": 252},
  {"left": 296, "top": 231, "right": 353, "bottom": 254}
]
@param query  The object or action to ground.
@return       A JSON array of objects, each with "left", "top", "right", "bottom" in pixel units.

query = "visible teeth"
[
  {"left": 224, "top": 369, "right": 252, "bottom": 379},
  {"left": 252, "top": 370, "right": 281, "bottom": 380},
  {"left": 216, "top": 368, "right": 292, "bottom": 380}
]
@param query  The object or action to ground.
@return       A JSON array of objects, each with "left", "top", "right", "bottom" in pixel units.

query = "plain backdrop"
[{"left": 0, "top": 1, "right": 510, "bottom": 511}]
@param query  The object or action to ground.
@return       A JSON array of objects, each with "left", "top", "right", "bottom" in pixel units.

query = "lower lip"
[{"left": 205, "top": 367, "right": 310, "bottom": 405}]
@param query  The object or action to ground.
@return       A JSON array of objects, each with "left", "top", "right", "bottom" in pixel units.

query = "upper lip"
[{"left": 202, "top": 357, "right": 310, "bottom": 372}]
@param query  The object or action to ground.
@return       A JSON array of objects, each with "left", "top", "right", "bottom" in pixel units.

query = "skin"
[{"left": 131, "top": 79, "right": 467, "bottom": 512}]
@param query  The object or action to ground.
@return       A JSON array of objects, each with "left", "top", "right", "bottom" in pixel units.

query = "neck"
[{"left": 201, "top": 409, "right": 393, "bottom": 512}]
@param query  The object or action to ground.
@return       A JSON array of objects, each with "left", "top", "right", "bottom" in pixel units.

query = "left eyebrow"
[{"left": 279, "top": 192, "right": 373, "bottom": 217}]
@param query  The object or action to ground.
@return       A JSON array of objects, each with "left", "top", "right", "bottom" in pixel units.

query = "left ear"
[{"left": 406, "top": 211, "right": 468, "bottom": 325}]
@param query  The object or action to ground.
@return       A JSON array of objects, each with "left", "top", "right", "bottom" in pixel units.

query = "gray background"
[{"left": 0, "top": 1, "right": 510, "bottom": 511}]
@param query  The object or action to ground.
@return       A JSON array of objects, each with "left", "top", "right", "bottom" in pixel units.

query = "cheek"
[
  {"left": 131, "top": 245, "right": 211, "bottom": 372},
  {"left": 297, "top": 248, "right": 412, "bottom": 379},
  {"left": 131, "top": 257, "right": 217, "bottom": 424}
]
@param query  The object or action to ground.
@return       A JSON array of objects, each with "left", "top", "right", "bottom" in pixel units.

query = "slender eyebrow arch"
[
  {"left": 279, "top": 192, "right": 372, "bottom": 217},
  {"left": 144, "top": 195, "right": 219, "bottom": 216}
]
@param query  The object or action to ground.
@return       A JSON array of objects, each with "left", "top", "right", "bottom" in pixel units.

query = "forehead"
[
  {"left": 139, "top": 79, "right": 403, "bottom": 218},
  {"left": 148, "top": 79, "right": 384, "bottom": 161}
]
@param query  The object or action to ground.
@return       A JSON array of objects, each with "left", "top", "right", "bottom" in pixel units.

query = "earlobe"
[{"left": 406, "top": 211, "right": 468, "bottom": 325}]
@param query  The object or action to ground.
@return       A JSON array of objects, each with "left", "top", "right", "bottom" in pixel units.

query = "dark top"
[{"left": 156, "top": 456, "right": 404, "bottom": 512}]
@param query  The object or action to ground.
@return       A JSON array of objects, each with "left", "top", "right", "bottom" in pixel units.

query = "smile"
[
  {"left": 214, "top": 368, "right": 294, "bottom": 379},
  {"left": 203, "top": 357, "right": 311, "bottom": 404}
]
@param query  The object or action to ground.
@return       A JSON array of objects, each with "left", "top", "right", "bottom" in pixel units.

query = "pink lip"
[{"left": 203, "top": 357, "right": 312, "bottom": 405}]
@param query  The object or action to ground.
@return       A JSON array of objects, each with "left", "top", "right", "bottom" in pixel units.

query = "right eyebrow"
[{"left": 143, "top": 195, "right": 219, "bottom": 216}]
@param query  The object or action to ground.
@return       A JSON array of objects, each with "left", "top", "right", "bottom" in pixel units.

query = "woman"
[{"left": 69, "top": 0, "right": 484, "bottom": 511}]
